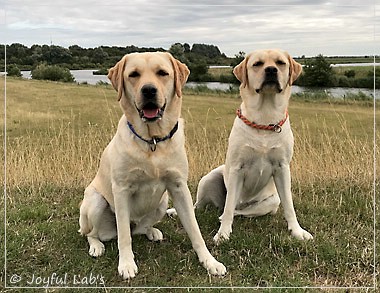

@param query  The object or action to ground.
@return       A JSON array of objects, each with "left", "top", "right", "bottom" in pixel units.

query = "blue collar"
[{"left": 127, "top": 121, "right": 179, "bottom": 152}]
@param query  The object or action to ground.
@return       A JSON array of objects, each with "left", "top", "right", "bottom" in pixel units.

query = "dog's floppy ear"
[
  {"left": 108, "top": 55, "right": 128, "bottom": 101},
  {"left": 167, "top": 53, "right": 190, "bottom": 98},
  {"left": 287, "top": 54, "right": 303, "bottom": 85},
  {"left": 233, "top": 55, "right": 249, "bottom": 88}
]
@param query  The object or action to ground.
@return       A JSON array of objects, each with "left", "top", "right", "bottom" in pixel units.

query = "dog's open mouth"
[{"left": 136, "top": 102, "right": 166, "bottom": 122}]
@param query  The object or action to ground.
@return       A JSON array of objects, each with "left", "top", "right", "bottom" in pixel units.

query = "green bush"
[
  {"left": 344, "top": 70, "right": 356, "bottom": 78},
  {"left": 354, "top": 77, "right": 374, "bottom": 88},
  {"left": 301, "top": 54, "right": 335, "bottom": 87},
  {"left": 337, "top": 76, "right": 351, "bottom": 87},
  {"left": 188, "top": 60, "right": 210, "bottom": 81},
  {"left": 7, "top": 64, "right": 22, "bottom": 77},
  {"left": 219, "top": 73, "right": 238, "bottom": 84},
  {"left": 31, "top": 64, "right": 75, "bottom": 82}
]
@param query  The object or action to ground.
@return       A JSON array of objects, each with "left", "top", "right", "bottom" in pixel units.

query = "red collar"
[{"left": 236, "top": 108, "right": 288, "bottom": 133}]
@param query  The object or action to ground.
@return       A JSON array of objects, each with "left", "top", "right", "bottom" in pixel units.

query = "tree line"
[
  {"left": 0, "top": 42, "right": 236, "bottom": 82},
  {"left": 1, "top": 43, "right": 377, "bottom": 88},
  {"left": 0, "top": 43, "right": 230, "bottom": 68}
]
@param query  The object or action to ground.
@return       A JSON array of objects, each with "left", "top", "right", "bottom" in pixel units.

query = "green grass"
[
  {"left": 324, "top": 57, "right": 376, "bottom": 64},
  {"left": 332, "top": 66, "right": 375, "bottom": 79},
  {"left": 1, "top": 77, "right": 378, "bottom": 291},
  {"left": 208, "top": 66, "right": 233, "bottom": 77}
]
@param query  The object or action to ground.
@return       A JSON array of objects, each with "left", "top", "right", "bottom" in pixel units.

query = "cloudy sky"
[{"left": 1, "top": 0, "right": 379, "bottom": 57}]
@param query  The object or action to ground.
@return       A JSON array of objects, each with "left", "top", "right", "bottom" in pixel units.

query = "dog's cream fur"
[
  {"left": 79, "top": 52, "right": 226, "bottom": 279},
  {"left": 195, "top": 49, "right": 313, "bottom": 244}
]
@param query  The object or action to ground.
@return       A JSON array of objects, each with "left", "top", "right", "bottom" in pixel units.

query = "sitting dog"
[
  {"left": 79, "top": 52, "right": 226, "bottom": 279},
  {"left": 195, "top": 49, "right": 313, "bottom": 244}
]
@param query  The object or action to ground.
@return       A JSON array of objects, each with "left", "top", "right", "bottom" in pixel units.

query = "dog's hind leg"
[
  {"left": 79, "top": 186, "right": 116, "bottom": 257},
  {"left": 87, "top": 236, "right": 105, "bottom": 257},
  {"left": 234, "top": 180, "right": 280, "bottom": 217},
  {"left": 133, "top": 192, "right": 168, "bottom": 241},
  {"left": 234, "top": 193, "right": 280, "bottom": 217},
  {"left": 195, "top": 165, "right": 227, "bottom": 210}
]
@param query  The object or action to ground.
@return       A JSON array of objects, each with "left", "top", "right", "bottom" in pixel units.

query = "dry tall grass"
[
  {"left": 6, "top": 117, "right": 109, "bottom": 189},
  {"left": 4, "top": 88, "right": 377, "bottom": 200},
  {"left": 293, "top": 115, "right": 375, "bottom": 186}
]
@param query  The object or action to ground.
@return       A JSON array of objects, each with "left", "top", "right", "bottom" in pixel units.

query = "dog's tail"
[{"left": 194, "top": 165, "right": 227, "bottom": 210}]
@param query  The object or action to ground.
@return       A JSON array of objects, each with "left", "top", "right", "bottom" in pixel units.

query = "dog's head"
[
  {"left": 108, "top": 52, "right": 189, "bottom": 122},
  {"left": 233, "top": 49, "right": 302, "bottom": 94}
]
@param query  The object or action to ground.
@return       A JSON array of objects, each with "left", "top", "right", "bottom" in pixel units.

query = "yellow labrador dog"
[
  {"left": 195, "top": 49, "right": 313, "bottom": 244},
  {"left": 79, "top": 52, "right": 226, "bottom": 279}
]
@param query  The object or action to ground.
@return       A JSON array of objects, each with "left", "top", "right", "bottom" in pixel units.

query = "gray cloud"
[{"left": 1, "top": 0, "right": 378, "bottom": 57}]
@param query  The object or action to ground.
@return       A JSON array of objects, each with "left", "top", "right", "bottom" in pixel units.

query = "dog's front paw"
[
  {"left": 213, "top": 226, "right": 232, "bottom": 245},
  {"left": 166, "top": 208, "right": 177, "bottom": 217},
  {"left": 146, "top": 227, "right": 163, "bottom": 242},
  {"left": 290, "top": 227, "right": 313, "bottom": 240},
  {"left": 202, "top": 257, "right": 227, "bottom": 276},
  {"left": 89, "top": 242, "right": 105, "bottom": 257},
  {"left": 118, "top": 259, "right": 138, "bottom": 279}
]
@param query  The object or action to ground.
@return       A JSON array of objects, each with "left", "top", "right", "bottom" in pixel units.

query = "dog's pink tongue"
[{"left": 143, "top": 108, "right": 159, "bottom": 118}]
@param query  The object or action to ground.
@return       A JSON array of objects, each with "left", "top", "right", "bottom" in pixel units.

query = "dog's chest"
[
  {"left": 227, "top": 133, "right": 292, "bottom": 196},
  {"left": 241, "top": 144, "right": 282, "bottom": 183},
  {"left": 123, "top": 165, "right": 166, "bottom": 214},
  {"left": 121, "top": 156, "right": 184, "bottom": 219}
]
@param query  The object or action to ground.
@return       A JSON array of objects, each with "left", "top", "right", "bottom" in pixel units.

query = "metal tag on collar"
[
  {"left": 150, "top": 137, "right": 157, "bottom": 152},
  {"left": 270, "top": 124, "right": 282, "bottom": 133}
]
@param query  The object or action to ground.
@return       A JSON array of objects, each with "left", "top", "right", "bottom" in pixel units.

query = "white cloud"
[{"left": 0, "top": 0, "right": 377, "bottom": 56}]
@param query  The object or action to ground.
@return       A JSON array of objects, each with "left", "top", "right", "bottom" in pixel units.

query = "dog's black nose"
[
  {"left": 141, "top": 85, "right": 157, "bottom": 99},
  {"left": 265, "top": 66, "right": 278, "bottom": 75}
]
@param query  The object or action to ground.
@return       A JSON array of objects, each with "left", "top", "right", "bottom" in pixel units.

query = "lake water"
[
  {"left": 21, "top": 68, "right": 379, "bottom": 99},
  {"left": 21, "top": 69, "right": 110, "bottom": 85},
  {"left": 186, "top": 82, "right": 378, "bottom": 99}
]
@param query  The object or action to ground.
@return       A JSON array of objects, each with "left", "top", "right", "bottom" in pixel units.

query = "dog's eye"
[
  {"left": 157, "top": 70, "right": 169, "bottom": 76},
  {"left": 253, "top": 61, "right": 264, "bottom": 67},
  {"left": 129, "top": 71, "right": 140, "bottom": 78},
  {"left": 276, "top": 60, "right": 286, "bottom": 65}
]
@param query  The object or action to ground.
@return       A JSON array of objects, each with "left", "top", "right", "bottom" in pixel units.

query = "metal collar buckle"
[
  {"left": 150, "top": 138, "right": 157, "bottom": 152},
  {"left": 269, "top": 124, "right": 282, "bottom": 133}
]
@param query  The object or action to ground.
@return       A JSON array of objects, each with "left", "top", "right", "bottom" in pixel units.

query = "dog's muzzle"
[
  {"left": 256, "top": 66, "right": 282, "bottom": 93},
  {"left": 136, "top": 84, "right": 166, "bottom": 122}
]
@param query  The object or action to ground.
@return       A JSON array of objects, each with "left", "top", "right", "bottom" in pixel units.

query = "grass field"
[{"left": 1, "top": 77, "right": 379, "bottom": 291}]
